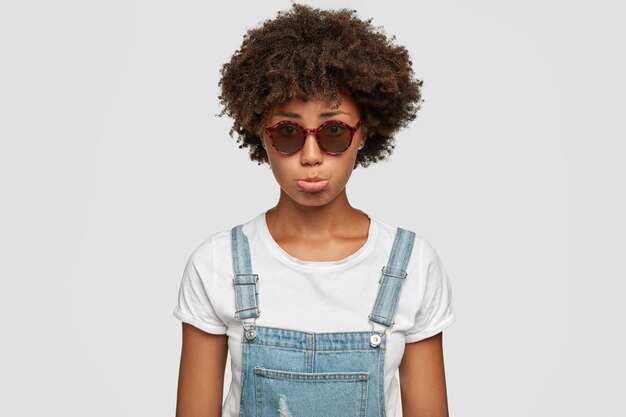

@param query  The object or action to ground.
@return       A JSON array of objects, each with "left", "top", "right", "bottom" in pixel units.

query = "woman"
[{"left": 173, "top": 4, "right": 456, "bottom": 417}]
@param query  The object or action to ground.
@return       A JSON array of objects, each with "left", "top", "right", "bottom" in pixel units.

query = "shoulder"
[
  {"left": 186, "top": 212, "right": 263, "bottom": 275},
  {"left": 372, "top": 216, "right": 441, "bottom": 275},
  {"left": 186, "top": 229, "right": 228, "bottom": 266}
]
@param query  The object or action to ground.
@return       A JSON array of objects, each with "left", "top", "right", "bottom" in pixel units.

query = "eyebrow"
[{"left": 274, "top": 110, "right": 351, "bottom": 118}]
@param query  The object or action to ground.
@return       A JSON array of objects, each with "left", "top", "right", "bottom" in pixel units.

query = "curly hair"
[{"left": 218, "top": 3, "right": 423, "bottom": 168}]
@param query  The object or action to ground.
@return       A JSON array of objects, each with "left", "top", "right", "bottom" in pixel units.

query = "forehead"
[{"left": 267, "top": 91, "right": 359, "bottom": 116}]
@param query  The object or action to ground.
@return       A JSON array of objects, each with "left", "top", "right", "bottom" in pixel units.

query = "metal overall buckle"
[
  {"left": 243, "top": 318, "right": 258, "bottom": 342},
  {"left": 369, "top": 322, "right": 387, "bottom": 348},
  {"left": 232, "top": 272, "right": 260, "bottom": 342}
]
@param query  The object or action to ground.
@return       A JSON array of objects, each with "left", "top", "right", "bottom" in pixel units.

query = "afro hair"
[{"left": 218, "top": 3, "right": 424, "bottom": 168}]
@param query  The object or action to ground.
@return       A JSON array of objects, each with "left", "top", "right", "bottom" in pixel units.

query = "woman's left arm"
[{"left": 398, "top": 332, "right": 450, "bottom": 417}]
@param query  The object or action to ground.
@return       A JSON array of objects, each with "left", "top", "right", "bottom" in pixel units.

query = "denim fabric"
[{"left": 231, "top": 224, "right": 415, "bottom": 417}]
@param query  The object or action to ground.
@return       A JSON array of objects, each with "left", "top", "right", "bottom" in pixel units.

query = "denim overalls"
[{"left": 231, "top": 223, "right": 416, "bottom": 417}]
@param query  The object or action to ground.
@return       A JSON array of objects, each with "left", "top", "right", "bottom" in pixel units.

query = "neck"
[{"left": 265, "top": 187, "right": 368, "bottom": 239}]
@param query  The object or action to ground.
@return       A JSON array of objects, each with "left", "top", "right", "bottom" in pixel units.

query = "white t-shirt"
[{"left": 173, "top": 210, "right": 456, "bottom": 417}]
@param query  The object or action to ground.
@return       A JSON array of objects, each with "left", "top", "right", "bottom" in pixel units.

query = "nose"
[{"left": 300, "top": 131, "right": 323, "bottom": 166}]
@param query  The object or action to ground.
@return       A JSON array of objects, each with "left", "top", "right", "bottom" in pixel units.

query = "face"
[{"left": 260, "top": 91, "right": 367, "bottom": 207}]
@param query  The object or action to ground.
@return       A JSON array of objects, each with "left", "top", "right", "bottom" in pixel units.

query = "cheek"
[
  {"left": 267, "top": 156, "right": 296, "bottom": 183},
  {"left": 329, "top": 155, "right": 359, "bottom": 183}
]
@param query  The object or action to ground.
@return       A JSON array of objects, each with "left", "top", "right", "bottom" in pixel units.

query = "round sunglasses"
[{"left": 264, "top": 119, "right": 362, "bottom": 155}]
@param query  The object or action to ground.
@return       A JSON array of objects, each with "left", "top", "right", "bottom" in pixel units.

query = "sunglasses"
[{"left": 264, "top": 119, "right": 362, "bottom": 155}]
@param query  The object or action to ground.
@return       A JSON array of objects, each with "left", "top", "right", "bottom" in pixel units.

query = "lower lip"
[{"left": 297, "top": 180, "right": 329, "bottom": 192}]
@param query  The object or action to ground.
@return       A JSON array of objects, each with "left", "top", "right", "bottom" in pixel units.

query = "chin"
[{"left": 288, "top": 188, "right": 335, "bottom": 206}]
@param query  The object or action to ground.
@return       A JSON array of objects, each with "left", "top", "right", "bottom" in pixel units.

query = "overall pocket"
[{"left": 254, "top": 367, "right": 369, "bottom": 417}]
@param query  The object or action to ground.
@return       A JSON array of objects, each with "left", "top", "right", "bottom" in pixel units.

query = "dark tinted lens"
[
  {"left": 318, "top": 123, "right": 352, "bottom": 153},
  {"left": 272, "top": 123, "right": 305, "bottom": 154}
]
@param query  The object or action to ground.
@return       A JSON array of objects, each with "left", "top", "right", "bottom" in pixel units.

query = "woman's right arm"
[{"left": 175, "top": 322, "right": 229, "bottom": 417}]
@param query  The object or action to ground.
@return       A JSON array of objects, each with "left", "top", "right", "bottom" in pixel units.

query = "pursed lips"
[{"left": 296, "top": 177, "right": 329, "bottom": 192}]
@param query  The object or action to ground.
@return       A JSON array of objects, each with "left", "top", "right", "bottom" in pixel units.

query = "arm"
[
  {"left": 175, "top": 323, "right": 229, "bottom": 417},
  {"left": 398, "top": 332, "right": 450, "bottom": 417}
]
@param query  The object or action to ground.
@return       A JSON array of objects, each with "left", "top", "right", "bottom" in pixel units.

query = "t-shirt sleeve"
[
  {"left": 172, "top": 238, "right": 228, "bottom": 335},
  {"left": 405, "top": 239, "right": 457, "bottom": 343}
]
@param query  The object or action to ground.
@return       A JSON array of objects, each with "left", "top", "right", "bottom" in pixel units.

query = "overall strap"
[
  {"left": 231, "top": 224, "right": 260, "bottom": 321},
  {"left": 369, "top": 227, "right": 416, "bottom": 328}
]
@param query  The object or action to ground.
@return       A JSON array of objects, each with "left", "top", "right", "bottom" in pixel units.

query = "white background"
[{"left": 1, "top": 0, "right": 624, "bottom": 416}]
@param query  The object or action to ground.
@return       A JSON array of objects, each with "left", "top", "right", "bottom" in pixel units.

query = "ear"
[
  {"left": 258, "top": 129, "right": 267, "bottom": 151},
  {"left": 358, "top": 125, "right": 368, "bottom": 150}
]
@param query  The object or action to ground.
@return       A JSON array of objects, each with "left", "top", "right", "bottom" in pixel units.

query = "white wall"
[{"left": 1, "top": 0, "right": 624, "bottom": 416}]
